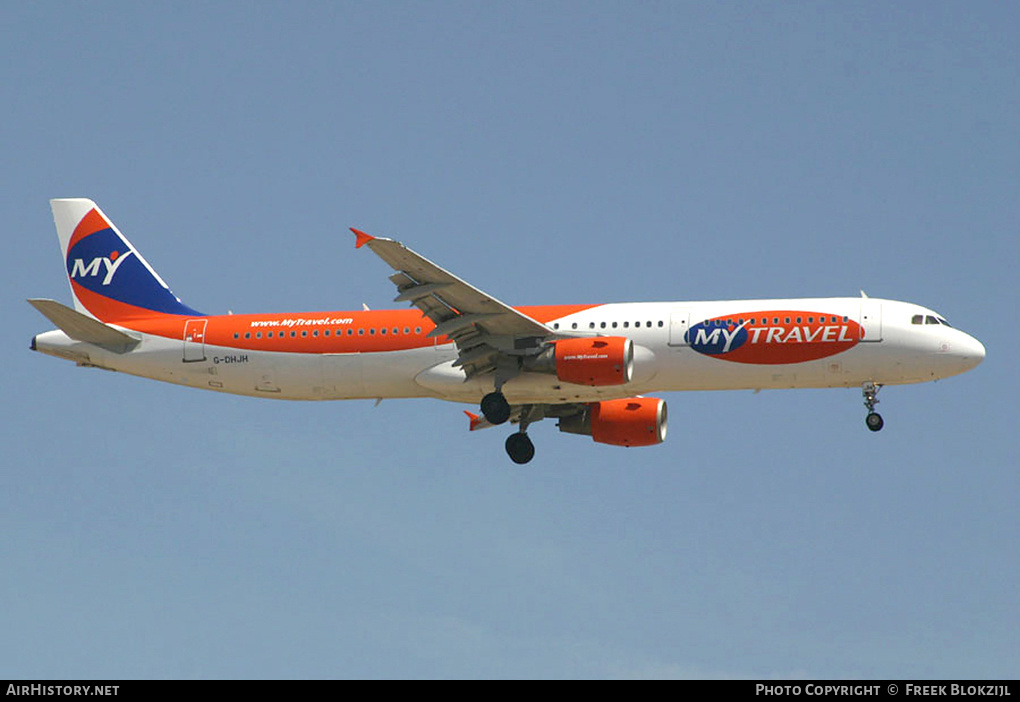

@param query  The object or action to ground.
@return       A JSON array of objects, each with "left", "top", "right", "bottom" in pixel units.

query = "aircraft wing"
[
  {"left": 464, "top": 403, "right": 588, "bottom": 432},
  {"left": 352, "top": 229, "right": 554, "bottom": 379}
]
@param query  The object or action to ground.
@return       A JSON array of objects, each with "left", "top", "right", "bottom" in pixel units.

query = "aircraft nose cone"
[
  {"left": 970, "top": 335, "right": 986, "bottom": 364},
  {"left": 958, "top": 333, "right": 986, "bottom": 370}
]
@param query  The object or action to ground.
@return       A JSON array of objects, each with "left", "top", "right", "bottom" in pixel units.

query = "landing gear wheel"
[
  {"left": 481, "top": 391, "right": 511, "bottom": 425},
  {"left": 861, "top": 382, "right": 884, "bottom": 432},
  {"left": 505, "top": 433, "right": 535, "bottom": 465}
]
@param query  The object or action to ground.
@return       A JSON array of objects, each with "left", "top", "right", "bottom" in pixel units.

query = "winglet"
[
  {"left": 463, "top": 410, "right": 484, "bottom": 431},
  {"left": 351, "top": 228, "right": 375, "bottom": 249}
]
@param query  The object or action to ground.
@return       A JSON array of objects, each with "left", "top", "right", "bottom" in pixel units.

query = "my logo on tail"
[
  {"left": 53, "top": 199, "right": 204, "bottom": 319},
  {"left": 70, "top": 250, "right": 135, "bottom": 286},
  {"left": 64, "top": 221, "right": 204, "bottom": 318}
]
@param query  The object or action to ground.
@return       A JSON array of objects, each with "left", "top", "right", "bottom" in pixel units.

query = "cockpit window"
[{"left": 914, "top": 313, "right": 953, "bottom": 327}]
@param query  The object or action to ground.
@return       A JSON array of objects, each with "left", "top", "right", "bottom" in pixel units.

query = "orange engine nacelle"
[
  {"left": 553, "top": 336, "right": 633, "bottom": 386},
  {"left": 558, "top": 397, "right": 668, "bottom": 447},
  {"left": 591, "top": 397, "right": 668, "bottom": 446}
]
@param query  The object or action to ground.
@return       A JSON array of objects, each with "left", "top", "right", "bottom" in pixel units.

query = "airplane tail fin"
[{"left": 51, "top": 198, "right": 203, "bottom": 322}]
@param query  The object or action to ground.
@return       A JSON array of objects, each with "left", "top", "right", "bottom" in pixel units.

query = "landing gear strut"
[
  {"left": 862, "top": 382, "right": 884, "bottom": 432},
  {"left": 504, "top": 405, "right": 538, "bottom": 465}
]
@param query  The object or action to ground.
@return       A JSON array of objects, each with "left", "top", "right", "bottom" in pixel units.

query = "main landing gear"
[
  {"left": 497, "top": 403, "right": 537, "bottom": 465},
  {"left": 480, "top": 391, "right": 511, "bottom": 425},
  {"left": 479, "top": 378, "right": 537, "bottom": 463},
  {"left": 505, "top": 432, "right": 535, "bottom": 465},
  {"left": 862, "top": 382, "right": 884, "bottom": 432},
  {"left": 479, "top": 390, "right": 533, "bottom": 464}
]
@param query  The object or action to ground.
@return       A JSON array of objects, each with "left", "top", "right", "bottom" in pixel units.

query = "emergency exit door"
[{"left": 183, "top": 319, "right": 207, "bottom": 362}]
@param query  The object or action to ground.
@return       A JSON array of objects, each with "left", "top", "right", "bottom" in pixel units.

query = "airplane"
[{"left": 30, "top": 199, "right": 986, "bottom": 464}]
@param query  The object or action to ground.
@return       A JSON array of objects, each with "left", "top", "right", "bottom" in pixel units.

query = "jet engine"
[
  {"left": 558, "top": 397, "right": 668, "bottom": 447},
  {"left": 523, "top": 336, "right": 633, "bottom": 386}
]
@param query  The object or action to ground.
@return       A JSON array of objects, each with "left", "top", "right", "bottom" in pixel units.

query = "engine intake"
[{"left": 558, "top": 397, "right": 668, "bottom": 447}]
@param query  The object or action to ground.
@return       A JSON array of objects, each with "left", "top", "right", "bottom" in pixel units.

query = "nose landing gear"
[{"left": 862, "top": 382, "right": 884, "bottom": 432}]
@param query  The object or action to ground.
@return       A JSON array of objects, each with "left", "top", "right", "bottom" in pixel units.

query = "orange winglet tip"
[
  {"left": 351, "top": 228, "right": 375, "bottom": 249},
  {"left": 463, "top": 410, "right": 483, "bottom": 431}
]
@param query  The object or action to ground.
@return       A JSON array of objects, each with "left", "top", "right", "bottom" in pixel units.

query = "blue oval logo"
[{"left": 686, "top": 319, "right": 748, "bottom": 355}]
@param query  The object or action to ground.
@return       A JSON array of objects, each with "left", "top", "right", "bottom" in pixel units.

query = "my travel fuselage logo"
[{"left": 687, "top": 311, "right": 862, "bottom": 364}]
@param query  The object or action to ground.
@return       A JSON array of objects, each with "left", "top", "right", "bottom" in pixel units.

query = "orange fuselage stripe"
[{"left": 125, "top": 304, "right": 600, "bottom": 354}]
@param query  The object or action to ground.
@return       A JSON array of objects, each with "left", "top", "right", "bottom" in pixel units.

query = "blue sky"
[{"left": 3, "top": 2, "right": 1017, "bottom": 679}]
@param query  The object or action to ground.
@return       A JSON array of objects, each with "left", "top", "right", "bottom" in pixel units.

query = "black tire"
[
  {"left": 481, "top": 391, "right": 511, "bottom": 425},
  {"left": 866, "top": 412, "right": 884, "bottom": 432},
  {"left": 505, "top": 433, "right": 536, "bottom": 465}
]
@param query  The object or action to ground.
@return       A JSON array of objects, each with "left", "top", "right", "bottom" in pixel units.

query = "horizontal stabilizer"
[{"left": 28, "top": 298, "right": 140, "bottom": 353}]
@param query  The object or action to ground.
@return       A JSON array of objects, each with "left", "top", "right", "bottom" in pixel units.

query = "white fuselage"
[{"left": 32, "top": 297, "right": 986, "bottom": 405}]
